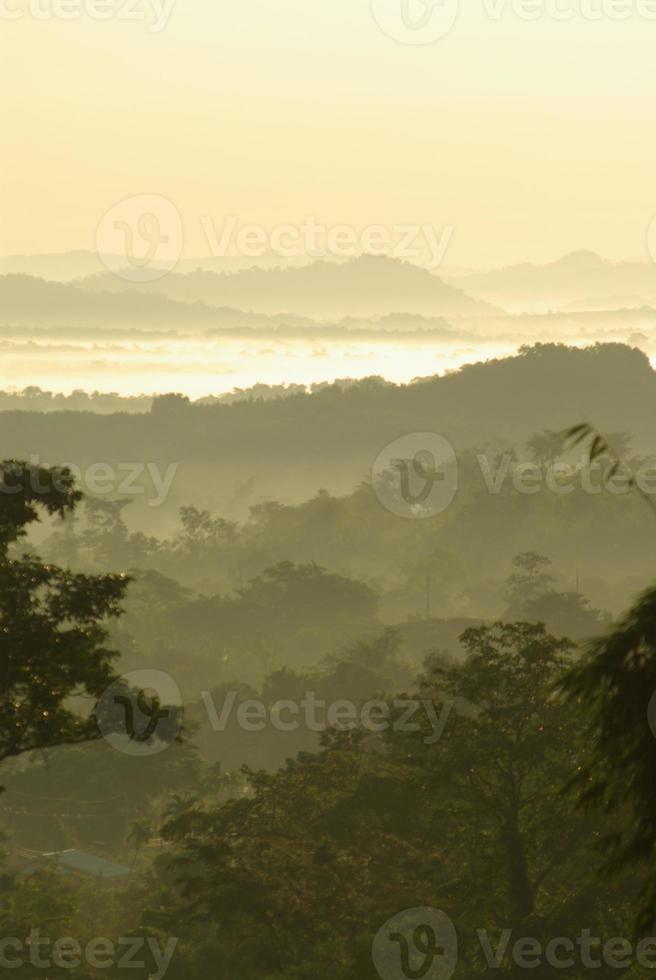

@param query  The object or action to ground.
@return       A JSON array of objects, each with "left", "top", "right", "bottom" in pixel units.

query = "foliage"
[
  {"left": 0, "top": 461, "right": 128, "bottom": 765},
  {"left": 560, "top": 586, "right": 656, "bottom": 935}
]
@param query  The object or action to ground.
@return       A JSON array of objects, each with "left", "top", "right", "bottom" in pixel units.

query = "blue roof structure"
[{"left": 45, "top": 849, "right": 131, "bottom": 878}]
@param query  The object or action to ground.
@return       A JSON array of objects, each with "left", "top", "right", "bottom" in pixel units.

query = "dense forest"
[
  {"left": 1, "top": 340, "right": 656, "bottom": 977},
  {"left": 5, "top": 0, "right": 656, "bottom": 971}
]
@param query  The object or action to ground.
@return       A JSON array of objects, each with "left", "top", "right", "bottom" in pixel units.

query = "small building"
[{"left": 42, "top": 849, "right": 131, "bottom": 879}]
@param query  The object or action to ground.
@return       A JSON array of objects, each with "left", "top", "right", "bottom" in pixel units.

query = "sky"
[{"left": 2, "top": 0, "right": 656, "bottom": 269}]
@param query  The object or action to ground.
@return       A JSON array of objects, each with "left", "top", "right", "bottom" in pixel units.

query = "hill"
[
  {"left": 0, "top": 250, "right": 304, "bottom": 282},
  {"left": 0, "top": 275, "right": 314, "bottom": 330},
  {"left": 0, "top": 343, "right": 654, "bottom": 526},
  {"left": 78, "top": 255, "right": 502, "bottom": 319},
  {"left": 447, "top": 251, "right": 656, "bottom": 311}
]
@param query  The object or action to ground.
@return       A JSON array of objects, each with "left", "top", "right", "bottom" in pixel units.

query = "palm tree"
[
  {"left": 163, "top": 793, "right": 198, "bottom": 823},
  {"left": 127, "top": 818, "right": 152, "bottom": 872}
]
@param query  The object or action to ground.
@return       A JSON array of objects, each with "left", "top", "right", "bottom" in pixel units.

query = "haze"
[{"left": 3, "top": 0, "right": 656, "bottom": 267}]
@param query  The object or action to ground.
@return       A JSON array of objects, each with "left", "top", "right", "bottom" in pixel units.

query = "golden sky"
[{"left": 2, "top": 0, "right": 656, "bottom": 267}]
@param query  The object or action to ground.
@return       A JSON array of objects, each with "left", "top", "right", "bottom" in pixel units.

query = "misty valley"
[{"left": 4, "top": 3, "right": 656, "bottom": 978}]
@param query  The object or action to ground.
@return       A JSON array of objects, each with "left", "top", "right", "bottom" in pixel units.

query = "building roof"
[{"left": 43, "top": 849, "right": 130, "bottom": 878}]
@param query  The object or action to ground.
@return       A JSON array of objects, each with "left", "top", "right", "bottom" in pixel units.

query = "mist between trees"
[{"left": 2, "top": 342, "right": 656, "bottom": 979}]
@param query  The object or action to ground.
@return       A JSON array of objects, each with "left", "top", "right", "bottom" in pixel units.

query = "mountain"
[
  {"left": 560, "top": 295, "right": 652, "bottom": 313},
  {"left": 0, "top": 274, "right": 474, "bottom": 339},
  {"left": 0, "top": 250, "right": 303, "bottom": 283},
  {"left": 0, "top": 275, "right": 313, "bottom": 330},
  {"left": 0, "top": 344, "right": 653, "bottom": 517},
  {"left": 78, "top": 255, "right": 502, "bottom": 319},
  {"left": 0, "top": 250, "right": 112, "bottom": 282},
  {"left": 446, "top": 251, "right": 656, "bottom": 311}
]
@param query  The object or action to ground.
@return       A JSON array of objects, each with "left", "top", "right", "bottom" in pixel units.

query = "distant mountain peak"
[{"left": 552, "top": 249, "right": 606, "bottom": 269}]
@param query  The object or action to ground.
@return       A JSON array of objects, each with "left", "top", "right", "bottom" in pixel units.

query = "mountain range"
[
  {"left": 0, "top": 250, "right": 299, "bottom": 282},
  {"left": 4, "top": 250, "right": 656, "bottom": 324},
  {"left": 0, "top": 273, "right": 472, "bottom": 340},
  {"left": 446, "top": 250, "right": 656, "bottom": 310},
  {"left": 77, "top": 255, "right": 500, "bottom": 319}
]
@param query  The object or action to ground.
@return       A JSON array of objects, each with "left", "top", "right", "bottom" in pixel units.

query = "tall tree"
[
  {"left": 560, "top": 586, "right": 656, "bottom": 935},
  {"left": 0, "top": 460, "right": 128, "bottom": 765},
  {"left": 127, "top": 818, "right": 153, "bottom": 871}
]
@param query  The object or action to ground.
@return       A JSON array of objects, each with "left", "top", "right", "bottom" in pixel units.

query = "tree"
[
  {"left": 519, "top": 589, "right": 607, "bottom": 641},
  {"left": 505, "top": 552, "right": 556, "bottom": 612},
  {"left": 81, "top": 497, "right": 131, "bottom": 567},
  {"left": 412, "top": 622, "right": 582, "bottom": 927},
  {"left": 127, "top": 819, "right": 153, "bottom": 871},
  {"left": 526, "top": 429, "right": 564, "bottom": 464},
  {"left": 0, "top": 460, "right": 128, "bottom": 766},
  {"left": 177, "top": 506, "right": 237, "bottom": 554},
  {"left": 150, "top": 393, "right": 191, "bottom": 417},
  {"left": 148, "top": 731, "right": 434, "bottom": 980},
  {"left": 139, "top": 618, "right": 640, "bottom": 980},
  {"left": 559, "top": 586, "right": 656, "bottom": 935},
  {"left": 163, "top": 793, "right": 200, "bottom": 823}
]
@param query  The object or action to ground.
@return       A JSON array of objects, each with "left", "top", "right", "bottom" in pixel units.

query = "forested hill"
[{"left": 0, "top": 343, "right": 653, "bottom": 515}]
